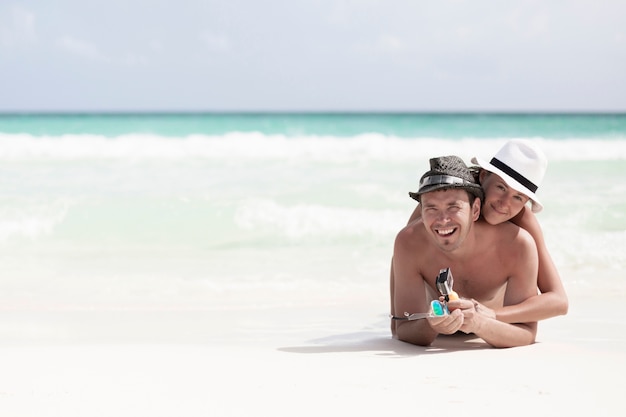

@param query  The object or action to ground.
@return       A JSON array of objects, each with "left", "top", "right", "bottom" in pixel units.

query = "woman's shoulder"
[
  {"left": 478, "top": 218, "right": 534, "bottom": 247},
  {"left": 395, "top": 218, "right": 427, "bottom": 246}
]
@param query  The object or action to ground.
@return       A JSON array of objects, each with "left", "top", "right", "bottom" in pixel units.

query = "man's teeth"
[{"left": 437, "top": 228, "right": 455, "bottom": 236}]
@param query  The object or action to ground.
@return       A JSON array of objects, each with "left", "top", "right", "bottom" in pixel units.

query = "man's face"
[{"left": 420, "top": 188, "right": 480, "bottom": 252}]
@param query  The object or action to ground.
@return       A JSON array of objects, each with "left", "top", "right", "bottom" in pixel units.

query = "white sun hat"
[{"left": 471, "top": 139, "right": 548, "bottom": 213}]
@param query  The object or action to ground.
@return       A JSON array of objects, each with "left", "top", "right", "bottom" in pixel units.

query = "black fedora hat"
[{"left": 409, "top": 156, "right": 484, "bottom": 202}]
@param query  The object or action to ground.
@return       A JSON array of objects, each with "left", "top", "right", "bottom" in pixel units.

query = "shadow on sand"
[{"left": 278, "top": 329, "right": 491, "bottom": 357}]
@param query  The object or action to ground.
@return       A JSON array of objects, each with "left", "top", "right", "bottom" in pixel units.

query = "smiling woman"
[{"left": 473, "top": 139, "right": 547, "bottom": 218}]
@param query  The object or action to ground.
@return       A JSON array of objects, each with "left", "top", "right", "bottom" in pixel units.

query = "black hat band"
[
  {"left": 419, "top": 175, "right": 467, "bottom": 191},
  {"left": 490, "top": 158, "right": 538, "bottom": 193}
]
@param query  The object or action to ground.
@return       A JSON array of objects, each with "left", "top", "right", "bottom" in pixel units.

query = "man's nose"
[{"left": 437, "top": 212, "right": 451, "bottom": 222}]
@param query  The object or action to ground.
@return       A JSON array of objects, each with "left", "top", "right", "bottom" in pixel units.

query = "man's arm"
[
  {"left": 391, "top": 225, "right": 439, "bottom": 346},
  {"left": 406, "top": 203, "right": 422, "bottom": 225}
]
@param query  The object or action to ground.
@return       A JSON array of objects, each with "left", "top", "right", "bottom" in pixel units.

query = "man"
[{"left": 391, "top": 156, "right": 538, "bottom": 348}]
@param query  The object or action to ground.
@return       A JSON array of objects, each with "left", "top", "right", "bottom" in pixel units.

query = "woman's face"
[{"left": 479, "top": 171, "right": 530, "bottom": 225}]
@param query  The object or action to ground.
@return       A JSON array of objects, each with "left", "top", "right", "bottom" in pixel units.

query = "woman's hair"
[
  {"left": 463, "top": 166, "right": 484, "bottom": 204},
  {"left": 469, "top": 166, "right": 482, "bottom": 183},
  {"left": 458, "top": 166, "right": 485, "bottom": 204}
]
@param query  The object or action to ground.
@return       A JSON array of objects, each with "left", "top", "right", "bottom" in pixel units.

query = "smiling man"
[{"left": 390, "top": 156, "right": 539, "bottom": 348}]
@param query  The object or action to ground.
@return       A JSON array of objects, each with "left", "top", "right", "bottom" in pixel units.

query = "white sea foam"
[
  {"left": 0, "top": 133, "right": 625, "bottom": 161},
  {"left": 0, "top": 131, "right": 624, "bottom": 308},
  {"left": 234, "top": 199, "right": 405, "bottom": 241},
  {"left": 0, "top": 201, "right": 70, "bottom": 242}
]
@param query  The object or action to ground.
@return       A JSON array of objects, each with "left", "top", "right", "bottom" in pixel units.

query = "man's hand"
[
  {"left": 446, "top": 298, "right": 487, "bottom": 334},
  {"left": 427, "top": 308, "right": 464, "bottom": 334}
]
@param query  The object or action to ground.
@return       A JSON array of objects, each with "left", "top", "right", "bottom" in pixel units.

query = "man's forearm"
[{"left": 395, "top": 320, "right": 438, "bottom": 347}]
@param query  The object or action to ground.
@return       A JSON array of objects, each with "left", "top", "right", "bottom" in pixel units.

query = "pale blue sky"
[{"left": 1, "top": 0, "right": 625, "bottom": 112}]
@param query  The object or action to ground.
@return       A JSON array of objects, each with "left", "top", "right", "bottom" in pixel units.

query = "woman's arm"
[
  {"left": 494, "top": 207, "right": 569, "bottom": 323},
  {"left": 407, "top": 204, "right": 421, "bottom": 225}
]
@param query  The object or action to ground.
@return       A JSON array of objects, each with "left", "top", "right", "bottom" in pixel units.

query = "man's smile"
[{"left": 436, "top": 227, "right": 457, "bottom": 236}]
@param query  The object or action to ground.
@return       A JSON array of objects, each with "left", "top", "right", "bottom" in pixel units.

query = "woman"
[{"left": 396, "top": 139, "right": 568, "bottom": 323}]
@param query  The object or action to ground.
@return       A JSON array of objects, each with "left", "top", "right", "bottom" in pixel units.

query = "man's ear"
[{"left": 472, "top": 197, "right": 481, "bottom": 221}]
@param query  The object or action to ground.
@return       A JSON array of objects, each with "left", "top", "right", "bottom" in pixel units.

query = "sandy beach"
[{"left": 1, "top": 280, "right": 624, "bottom": 417}]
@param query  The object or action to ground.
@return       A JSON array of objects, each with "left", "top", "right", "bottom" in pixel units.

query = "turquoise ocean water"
[{"left": 1, "top": 113, "right": 625, "bottom": 310}]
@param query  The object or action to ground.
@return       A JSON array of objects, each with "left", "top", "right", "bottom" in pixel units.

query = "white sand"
[{"left": 0, "top": 288, "right": 624, "bottom": 417}]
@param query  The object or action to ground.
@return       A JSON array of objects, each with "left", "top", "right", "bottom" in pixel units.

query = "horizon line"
[{"left": 1, "top": 110, "right": 626, "bottom": 116}]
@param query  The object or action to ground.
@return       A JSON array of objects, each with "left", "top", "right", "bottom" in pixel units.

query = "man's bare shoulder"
[{"left": 394, "top": 218, "right": 431, "bottom": 255}]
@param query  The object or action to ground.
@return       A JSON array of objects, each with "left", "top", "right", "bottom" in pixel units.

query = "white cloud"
[
  {"left": 0, "top": 6, "right": 37, "bottom": 48},
  {"left": 376, "top": 34, "right": 404, "bottom": 52},
  {"left": 327, "top": 0, "right": 382, "bottom": 24},
  {"left": 56, "top": 36, "right": 109, "bottom": 62},
  {"left": 355, "top": 34, "right": 406, "bottom": 57},
  {"left": 199, "top": 32, "right": 231, "bottom": 52},
  {"left": 507, "top": 10, "right": 550, "bottom": 40},
  {"left": 149, "top": 40, "right": 163, "bottom": 53},
  {"left": 2, "top": 1, "right": 625, "bottom": 111},
  {"left": 121, "top": 53, "right": 148, "bottom": 66},
  {"left": 55, "top": 35, "right": 149, "bottom": 66}
]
